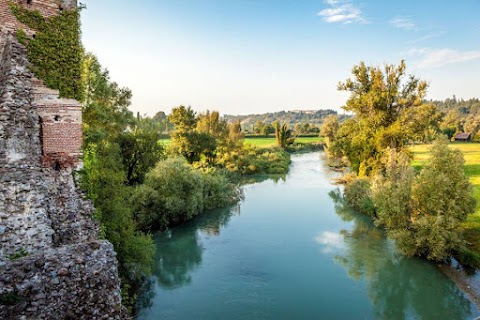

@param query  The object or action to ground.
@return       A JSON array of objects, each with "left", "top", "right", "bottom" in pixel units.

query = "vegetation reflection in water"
[
  {"left": 329, "top": 189, "right": 475, "bottom": 320},
  {"left": 137, "top": 152, "right": 479, "bottom": 320}
]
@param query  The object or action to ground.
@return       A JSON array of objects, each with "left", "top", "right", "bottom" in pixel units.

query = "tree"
[
  {"left": 168, "top": 106, "right": 197, "bottom": 132},
  {"left": 463, "top": 115, "right": 480, "bottom": 137},
  {"left": 274, "top": 122, "right": 294, "bottom": 149},
  {"left": 320, "top": 115, "right": 339, "bottom": 149},
  {"left": 331, "top": 60, "right": 428, "bottom": 176},
  {"left": 401, "top": 104, "right": 441, "bottom": 143},
  {"left": 80, "top": 53, "right": 155, "bottom": 311},
  {"left": 371, "top": 139, "right": 476, "bottom": 261},
  {"left": 117, "top": 117, "right": 165, "bottom": 185},
  {"left": 196, "top": 110, "right": 228, "bottom": 140},
  {"left": 169, "top": 106, "right": 217, "bottom": 163}
]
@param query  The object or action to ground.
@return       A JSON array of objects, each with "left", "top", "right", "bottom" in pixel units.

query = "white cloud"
[
  {"left": 408, "top": 47, "right": 480, "bottom": 68},
  {"left": 315, "top": 231, "right": 345, "bottom": 253},
  {"left": 317, "top": 0, "right": 366, "bottom": 24},
  {"left": 389, "top": 17, "right": 417, "bottom": 31}
]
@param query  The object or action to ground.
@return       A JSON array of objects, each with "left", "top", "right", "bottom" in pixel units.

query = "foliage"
[
  {"left": 169, "top": 106, "right": 217, "bottom": 163},
  {"left": 274, "top": 122, "right": 294, "bottom": 149},
  {"left": 371, "top": 149, "right": 414, "bottom": 230},
  {"left": 411, "top": 142, "right": 480, "bottom": 266},
  {"left": 117, "top": 117, "right": 166, "bottom": 185},
  {"left": 344, "top": 178, "right": 375, "bottom": 217},
  {"left": 331, "top": 60, "right": 428, "bottom": 176},
  {"left": 131, "top": 158, "right": 241, "bottom": 230},
  {"left": 80, "top": 53, "right": 154, "bottom": 313},
  {"left": 216, "top": 144, "right": 291, "bottom": 175},
  {"left": 320, "top": 114, "right": 339, "bottom": 155},
  {"left": 11, "top": 4, "right": 84, "bottom": 100},
  {"left": 371, "top": 139, "right": 476, "bottom": 261}
]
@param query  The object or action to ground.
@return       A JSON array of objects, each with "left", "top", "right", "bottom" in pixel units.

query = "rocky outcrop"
[{"left": 0, "top": 30, "right": 127, "bottom": 320}]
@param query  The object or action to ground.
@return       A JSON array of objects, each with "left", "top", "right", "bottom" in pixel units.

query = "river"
[{"left": 137, "top": 152, "right": 479, "bottom": 319}]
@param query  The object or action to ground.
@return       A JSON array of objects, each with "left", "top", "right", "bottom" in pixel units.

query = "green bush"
[
  {"left": 132, "top": 158, "right": 240, "bottom": 230},
  {"left": 343, "top": 178, "right": 375, "bottom": 217},
  {"left": 216, "top": 145, "right": 291, "bottom": 175}
]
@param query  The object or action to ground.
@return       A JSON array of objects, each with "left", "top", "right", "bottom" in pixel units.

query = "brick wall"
[
  {"left": 36, "top": 104, "right": 83, "bottom": 159},
  {"left": 0, "top": 0, "right": 63, "bottom": 33}
]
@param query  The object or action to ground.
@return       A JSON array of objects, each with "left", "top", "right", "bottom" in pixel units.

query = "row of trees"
[
  {"left": 250, "top": 120, "right": 320, "bottom": 135},
  {"left": 323, "top": 60, "right": 476, "bottom": 262}
]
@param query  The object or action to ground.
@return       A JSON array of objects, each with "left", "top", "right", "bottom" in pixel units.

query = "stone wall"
[
  {"left": 0, "top": 241, "right": 126, "bottom": 320},
  {"left": 0, "top": 13, "right": 127, "bottom": 320}
]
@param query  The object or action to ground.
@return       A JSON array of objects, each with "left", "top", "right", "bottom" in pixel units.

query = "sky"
[{"left": 80, "top": 0, "right": 480, "bottom": 116}]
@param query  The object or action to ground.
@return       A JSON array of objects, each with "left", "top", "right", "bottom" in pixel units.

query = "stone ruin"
[{"left": 0, "top": 1, "right": 127, "bottom": 319}]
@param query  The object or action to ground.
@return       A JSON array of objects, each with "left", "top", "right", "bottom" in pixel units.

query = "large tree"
[
  {"left": 332, "top": 60, "right": 428, "bottom": 176},
  {"left": 372, "top": 139, "right": 476, "bottom": 260}
]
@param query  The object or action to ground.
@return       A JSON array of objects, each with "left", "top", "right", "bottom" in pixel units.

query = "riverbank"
[{"left": 438, "top": 264, "right": 480, "bottom": 309}]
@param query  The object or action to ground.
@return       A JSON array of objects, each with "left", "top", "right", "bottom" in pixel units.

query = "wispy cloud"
[
  {"left": 408, "top": 48, "right": 480, "bottom": 68},
  {"left": 389, "top": 17, "right": 417, "bottom": 31},
  {"left": 317, "top": 0, "right": 367, "bottom": 24},
  {"left": 408, "top": 31, "right": 446, "bottom": 45}
]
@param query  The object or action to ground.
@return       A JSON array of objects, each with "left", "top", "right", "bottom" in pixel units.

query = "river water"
[{"left": 137, "top": 152, "right": 479, "bottom": 320}]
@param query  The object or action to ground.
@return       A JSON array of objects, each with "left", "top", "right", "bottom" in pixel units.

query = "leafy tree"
[
  {"left": 196, "top": 110, "right": 228, "bottom": 140},
  {"left": 401, "top": 104, "right": 441, "bottom": 143},
  {"left": 274, "top": 122, "right": 294, "bottom": 149},
  {"left": 331, "top": 60, "right": 428, "bottom": 176},
  {"left": 117, "top": 117, "right": 165, "bottom": 185},
  {"left": 463, "top": 115, "right": 480, "bottom": 137},
  {"left": 169, "top": 106, "right": 217, "bottom": 163},
  {"left": 371, "top": 139, "right": 476, "bottom": 260},
  {"left": 80, "top": 53, "right": 154, "bottom": 312},
  {"left": 169, "top": 106, "right": 197, "bottom": 132},
  {"left": 320, "top": 114, "right": 339, "bottom": 151},
  {"left": 440, "top": 110, "right": 463, "bottom": 135}
]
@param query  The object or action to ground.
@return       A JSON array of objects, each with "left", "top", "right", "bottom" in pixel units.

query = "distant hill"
[{"left": 224, "top": 109, "right": 346, "bottom": 131}]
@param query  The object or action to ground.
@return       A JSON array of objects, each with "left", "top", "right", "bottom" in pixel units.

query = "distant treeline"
[{"left": 223, "top": 109, "right": 348, "bottom": 131}]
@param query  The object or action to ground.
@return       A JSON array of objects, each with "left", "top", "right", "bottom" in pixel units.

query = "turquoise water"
[{"left": 137, "top": 152, "right": 479, "bottom": 320}]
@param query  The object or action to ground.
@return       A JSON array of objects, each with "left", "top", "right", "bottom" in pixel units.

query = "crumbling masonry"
[{"left": 0, "top": 1, "right": 126, "bottom": 319}]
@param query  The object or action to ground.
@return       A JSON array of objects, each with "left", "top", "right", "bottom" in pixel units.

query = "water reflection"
[
  {"left": 328, "top": 189, "right": 476, "bottom": 320},
  {"left": 152, "top": 205, "right": 240, "bottom": 289},
  {"left": 240, "top": 174, "right": 287, "bottom": 186}
]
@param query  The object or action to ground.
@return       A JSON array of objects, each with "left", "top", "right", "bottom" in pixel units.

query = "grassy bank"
[{"left": 411, "top": 142, "right": 480, "bottom": 264}]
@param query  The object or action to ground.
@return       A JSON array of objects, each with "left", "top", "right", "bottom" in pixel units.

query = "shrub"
[
  {"left": 132, "top": 158, "right": 240, "bottom": 230},
  {"left": 343, "top": 178, "right": 375, "bottom": 216},
  {"left": 216, "top": 145, "right": 291, "bottom": 175}
]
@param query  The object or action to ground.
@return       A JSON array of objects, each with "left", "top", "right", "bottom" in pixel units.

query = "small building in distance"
[{"left": 454, "top": 132, "right": 471, "bottom": 142}]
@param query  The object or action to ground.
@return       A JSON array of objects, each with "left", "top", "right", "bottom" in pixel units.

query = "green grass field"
[
  {"left": 411, "top": 142, "right": 480, "bottom": 256},
  {"left": 160, "top": 136, "right": 324, "bottom": 148}
]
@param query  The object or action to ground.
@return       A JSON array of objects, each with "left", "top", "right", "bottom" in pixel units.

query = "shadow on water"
[{"left": 328, "top": 189, "right": 477, "bottom": 320}]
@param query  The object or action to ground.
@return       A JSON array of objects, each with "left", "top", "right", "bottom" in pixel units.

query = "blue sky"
[{"left": 81, "top": 0, "right": 480, "bottom": 115}]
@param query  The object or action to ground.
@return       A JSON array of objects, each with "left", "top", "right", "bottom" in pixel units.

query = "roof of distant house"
[{"left": 454, "top": 132, "right": 471, "bottom": 139}]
